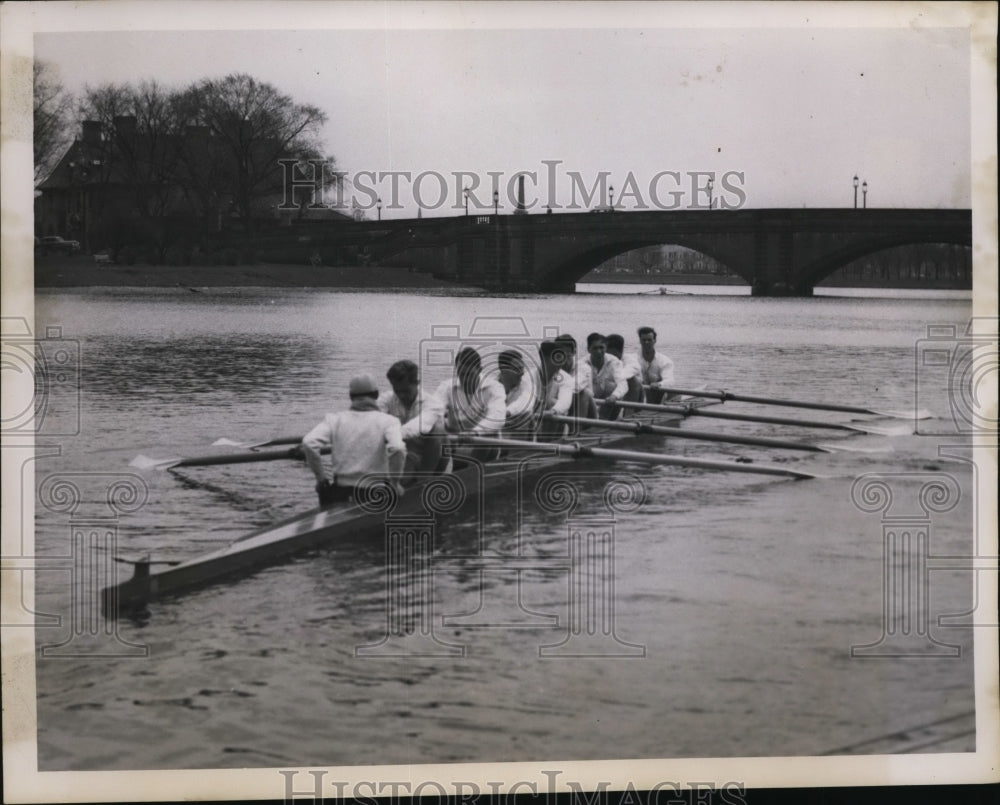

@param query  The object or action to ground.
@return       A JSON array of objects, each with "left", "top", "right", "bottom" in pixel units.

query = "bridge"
[{"left": 276, "top": 208, "right": 972, "bottom": 295}]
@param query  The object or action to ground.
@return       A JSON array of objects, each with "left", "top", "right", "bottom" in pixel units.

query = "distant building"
[{"left": 36, "top": 117, "right": 349, "bottom": 253}]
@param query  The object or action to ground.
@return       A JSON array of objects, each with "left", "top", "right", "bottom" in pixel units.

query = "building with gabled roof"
[{"left": 36, "top": 117, "right": 350, "bottom": 255}]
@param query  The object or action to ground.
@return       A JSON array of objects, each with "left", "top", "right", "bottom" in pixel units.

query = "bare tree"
[
  {"left": 79, "top": 82, "right": 184, "bottom": 214},
  {"left": 76, "top": 81, "right": 193, "bottom": 253},
  {"left": 45, "top": 72, "right": 335, "bottom": 253},
  {"left": 178, "top": 73, "right": 329, "bottom": 226},
  {"left": 33, "top": 60, "right": 73, "bottom": 184}
]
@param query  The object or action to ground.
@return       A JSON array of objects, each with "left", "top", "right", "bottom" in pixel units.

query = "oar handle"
[
  {"left": 257, "top": 436, "right": 305, "bottom": 448},
  {"left": 602, "top": 399, "right": 861, "bottom": 432},
  {"left": 677, "top": 407, "right": 857, "bottom": 431},
  {"left": 657, "top": 386, "right": 904, "bottom": 417},
  {"left": 453, "top": 434, "right": 816, "bottom": 479},
  {"left": 174, "top": 447, "right": 307, "bottom": 468},
  {"left": 133, "top": 445, "right": 329, "bottom": 471},
  {"left": 544, "top": 414, "right": 826, "bottom": 453},
  {"left": 213, "top": 435, "right": 304, "bottom": 449}
]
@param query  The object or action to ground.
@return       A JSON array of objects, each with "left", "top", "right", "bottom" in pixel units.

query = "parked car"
[{"left": 37, "top": 235, "right": 81, "bottom": 255}]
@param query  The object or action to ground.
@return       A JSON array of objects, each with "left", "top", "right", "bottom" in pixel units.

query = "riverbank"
[
  {"left": 581, "top": 271, "right": 971, "bottom": 291},
  {"left": 33, "top": 255, "right": 479, "bottom": 291}
]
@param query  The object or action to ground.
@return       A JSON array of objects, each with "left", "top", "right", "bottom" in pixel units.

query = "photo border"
[{"left": 2, "top": 1, "right": 997, "bottom": 802}]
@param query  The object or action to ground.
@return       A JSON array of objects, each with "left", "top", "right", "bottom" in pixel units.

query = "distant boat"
[{"left": 637, "top": 286, "right": 690, "bottom": 296}]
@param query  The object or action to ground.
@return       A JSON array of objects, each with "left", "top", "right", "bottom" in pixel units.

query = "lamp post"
[
  {"left": 862, "top": 181, "right": 868, "bottom": 209},
  {"left": 376, "top": 197, "right": 382, "bottom": 221},
  {"left": 853, "top": 175, "right": 859, "bottom": 209},
  {"left": 463, "top": 188, "right": 469, "bottom": 216},
  {"left": 493, "top": 189, "right": 499, "bottom": 216},
  {"left": 707, "top": 175, "right": 714, "bottom": 209}
]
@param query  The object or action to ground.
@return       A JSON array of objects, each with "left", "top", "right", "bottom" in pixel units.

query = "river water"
[{"left": 29, "top": 287, "right": 978, "bottom": 771}]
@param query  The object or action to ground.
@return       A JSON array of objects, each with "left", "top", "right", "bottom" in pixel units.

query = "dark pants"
[
  {"left": 598, "top": 399, "right": 622, "bottom": 420},
  {"left": 404, "top": 430, "right": 447, "bottom": 481},
  {"left": 644, "top": 387, "right": 666, "bottom": 405},
  {"left": 570, "top": 390, "right": 598, "bottom": 419},
  {"left": 450, "top": 444, "right": 501, "bottom": 468},
  {"left": 625, "top": 377, "right": 644, "bottom": 402},
  {"left": 317, "top": 483, "right": 356, "bottom": 507}
]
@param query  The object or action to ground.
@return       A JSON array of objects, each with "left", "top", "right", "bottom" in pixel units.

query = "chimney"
[
  {"left": 81, "top": 120, "right": 102, "bottom": 146},
  {"left": 113, "top": 115, "right": 137, "bottom": 139}
]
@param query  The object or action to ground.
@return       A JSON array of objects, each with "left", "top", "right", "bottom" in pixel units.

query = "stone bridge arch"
[
  {"left": 540, "top": 237, "right": 744, "bottom": 291},
  {"left": 798, "top": 233, "right": 974, "bottom": 289}
]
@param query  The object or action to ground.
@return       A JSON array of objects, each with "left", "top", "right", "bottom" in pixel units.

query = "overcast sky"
[{"left": 29, "top": 3, "right": 974, "bottom": 217}]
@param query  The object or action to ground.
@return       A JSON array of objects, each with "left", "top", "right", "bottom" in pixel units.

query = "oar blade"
[
  {"left": 843, "top": 421, "right": 913, "bottom": 437},
  {"left": 129, "top": 454, "right": 183, "bottom": 471},
  {"left": 130, "top": 444, "right": 313, "bottom": 472},
  {"left": 211, "top": 438, "right": 259, "bottom": 448},
  {"left": 814, "top": 442, "right": 893, "bottom": 454},
  {"left": 212, "top": 435, "right": 303, "bottom": 449},
  {"left": 871, "top": 408, "right": 936, "bottom": 421}
]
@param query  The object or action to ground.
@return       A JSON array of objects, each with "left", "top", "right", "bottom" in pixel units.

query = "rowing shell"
[{"left": 103, "top": 412, "right": 697, "bottom": 616}]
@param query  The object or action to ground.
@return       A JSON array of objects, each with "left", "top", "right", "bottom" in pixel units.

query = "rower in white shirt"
[
  {"left": 636, "top": 325, "right": 677, "bottom": 404},
  {"left": 605, "top": 333, "right": 644, "bottom": 402},
  {"left": 497, "top": 349, "right": 539, "bottom": 435},
  {"left": 553, "top": 333, "right": 598, "bottom": 419},
  {"left": 436, "top": 346, "right": 507, "bottom": 460},
  {"left": 379, "top": 359, "right": 446, "bottom": 481},
  {"left": 584, "top": 332, "right": 628, "bottom": 420},
  {"left": 536, "top": 340, "right": 576, "bottom": 440}
]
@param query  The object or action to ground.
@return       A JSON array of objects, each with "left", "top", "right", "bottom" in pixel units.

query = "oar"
[
  {"left": 212, "top": 435, "right": 303, "bottom": 449},
  {"left": 544, "top": 414, "right": 889, "bottom": 454},
  {"left": 601, "top": 399, "right": 911, "bottom": 436},
  {"left": 131, "top": 445, "right": 325, "bottom": 472},
  {"left": 451, "top": 435, "right": 820, "bottom": 480},
  {"left": 650, "top": 386, "right": 933, "bottom": 420}
]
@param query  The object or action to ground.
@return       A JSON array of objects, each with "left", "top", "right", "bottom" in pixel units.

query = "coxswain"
[
  {"left": 636, "top": 326, "right": 677, "bottom": 404},
  {"left": 380, "top": 359, "right": 446, "bottom": 481},
  {"left": 605, "top": 333, "right": 644, "bottom": 402},
  {"left": 584, "top": 332, "right": 628, "bottom": 419},
  {"left": 302, "top": 375, "right": 406, "bottom": 507}
]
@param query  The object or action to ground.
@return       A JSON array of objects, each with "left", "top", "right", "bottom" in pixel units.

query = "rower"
[
  {"left": 436, "top": 346, "right": 507, "bottom": 461},
  {"left": 380, "top": 359, "right": 447, "bottom": 482},
  {"left": 636, "top": 325, "right": 677, "bottom": 404},
  {"left": 497, "top": 349, "right": 538, "bottom": 436},
  {"left": 301, "top": 374, "right": 406, "bottom": 507},
  {"left": 553, "top": 333, "right": 598, "bottom": 419},
  {"left": 536, "top": 340, "right": 576, "bottom": 440},
  {"left": 584, "top": 332, "right": 628, "bottom": 420},
  {"left": 606, "top": 333, "right": 644, "bottom": 403}
]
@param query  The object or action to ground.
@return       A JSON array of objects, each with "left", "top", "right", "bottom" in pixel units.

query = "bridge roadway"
[{"left": 282, "top": 208, "right": 972, "bottom": 295}]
